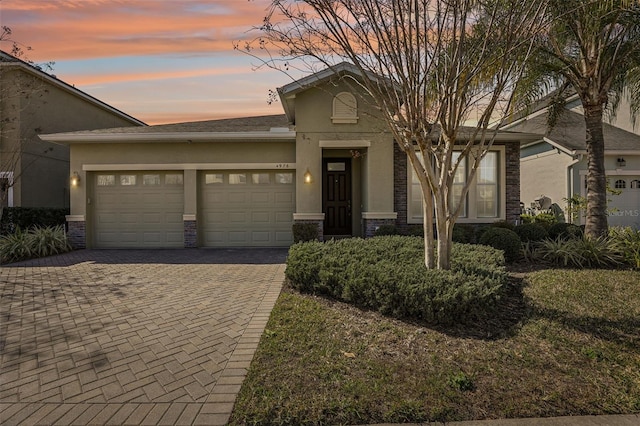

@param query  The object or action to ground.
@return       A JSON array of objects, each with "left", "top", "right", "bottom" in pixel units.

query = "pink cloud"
[{"left": 2, "top": 0, "right": 272, "bottom": 61}]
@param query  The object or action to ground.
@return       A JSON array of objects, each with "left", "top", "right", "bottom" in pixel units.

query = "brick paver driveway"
[{"left": 0, "top": 249, "right": 287, "bottom": 425}]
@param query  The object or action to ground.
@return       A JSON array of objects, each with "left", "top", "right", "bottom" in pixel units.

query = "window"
[
  {"left": 229, "top": 173, "right": 246, "bottom": 184},
  {"left": 252, "top": 173, "right": 270, "bottom": 184},
  {"left": 120, "top": 175, "right": 136, "bottom": 186},
  {"left": 477, "top": 152, "right": 498, "bottom": 218},
  {"left": 332, "top": 92, "right": 358, "bottom": 124},
  {"left": 631, "top": 180, "right": 640, "bottom": 189},
  {"left": 615, "top": 179, "right": 626, "bottom": 189},
  {"left": 143, "top": 174, "right": 161, "bottom": 186},
  {"left": 97, "top": 175, "right": 115, "bottom": 186},
  {"left": 165, "top": 174, "right": 183, "bottom": 185},
  {"left": 205, "top": 173, "right": 224, "bottom": 184},
  {"left": 276, "top": 173, "right": 293, "bottom": 184},
  {"left": 409, "top": 150, "right": 501, "bottom": 222}
]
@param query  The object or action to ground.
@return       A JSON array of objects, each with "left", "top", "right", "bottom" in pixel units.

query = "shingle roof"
[
  {"left": 507, "top": 110, "right": 640, "bottom": 152},
  {"left": 53, "top": 114, "right": 291, "bottom": 136}
]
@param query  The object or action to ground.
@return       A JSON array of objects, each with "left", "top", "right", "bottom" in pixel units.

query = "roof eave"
[{"left": 39, "top": 131, "right": 297, "bottom": 144}]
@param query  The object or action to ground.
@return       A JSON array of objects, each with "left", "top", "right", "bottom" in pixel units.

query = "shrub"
[
  {"left": 404, "top": 225, "right": 424, "bottom": 237},
  {"left": 0, "top": 207, "right": 69, "bottom": 235},
  {"left": 292, "top": 222, "right": 319, "bottom": 243},
  {"left": 374, "top": 224, "right": 399, "bottom": 236},
  {"left": 491, "top": 220, "right": 515, "bottom": 231},
  {"left": 478, "top": 227, "right": 522, "bottom": 263},
  {"left": 452, "top": 224, "right": 474, "bottom": 244},
  {"left": 534, "top": 236, "right": 625, "bottom": 268},
  {"left": 0, "top": 225, "right": 72, "bottom": 264},
  {"left": 532, "top": 213, "right": 557, "bottom": 229},
  {"left": 548, "top": 223, "right": 583, "bottom": 241},
  {"left": 514, "top": 223, "right": 548, "bottom": 242},
  {"left": 286, "top": 236, "right": 508, "bottom": 325},
  {"left": 609, "top": 227, "right": 640, "bottom": 269}
]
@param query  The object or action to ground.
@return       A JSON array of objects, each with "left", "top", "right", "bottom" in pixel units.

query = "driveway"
[{"left": 0, "top": 249, "right": 287, "bottom": 425}]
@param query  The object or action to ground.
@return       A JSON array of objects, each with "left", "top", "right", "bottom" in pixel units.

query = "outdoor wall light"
[
  {"left": 71, "top": 171, "right": 80, "bottom": 187},
  {"left": 617, "top": 157, "right": 626, "bottom": 167},
  {"left": 304, "top": 168, "right": 313, "bottom": 184}
]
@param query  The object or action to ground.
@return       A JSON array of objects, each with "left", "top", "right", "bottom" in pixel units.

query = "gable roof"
[
  {"left": 506, "top": 109, "right": 640, "bottom": 153},
  {"left": 40, "top": 114, "right": 294, "bottom": 144},
  {"left": 0, "top": 50, "right": 146, "bottom": 127}
]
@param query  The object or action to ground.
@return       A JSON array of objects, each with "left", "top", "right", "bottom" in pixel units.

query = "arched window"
[
  {"left": 614, "top": 179, "right": 626, "bottom": 189},
  {"left": 332, "top": 92, "right": 358, "bottom": 123},
  {"left": 631, "top": 179, "right": 640, "bottom": 189}
]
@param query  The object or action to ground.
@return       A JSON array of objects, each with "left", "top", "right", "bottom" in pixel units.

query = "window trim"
[{"left": 406, "top": 146, "right": 506, "bottom": 224}]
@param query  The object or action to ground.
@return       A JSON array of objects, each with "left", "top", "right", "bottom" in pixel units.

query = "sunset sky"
[{"left": 0, "top": 0, "right": 300, "bottom": 124}]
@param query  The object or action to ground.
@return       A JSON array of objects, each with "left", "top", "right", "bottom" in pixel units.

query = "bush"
[
  {"left": 292, "top": 222, "right": 319, "bottom": 243},
  {"left": 531, "top": 213, "right": 557, "bottom": 229},
  {"left": 609, "top": 227, "right": 640, "bottom": 269},
  {"left": 452, "top": 224, "right": 474, "bottom": 244},
  {"left": 514, "top": 223, "right": 548, "bottom": 242},
  {"left": 478, "top": 227, "right": 522, "bottom": 263},
  {"left": 533, "top": 236, "right": 625, "bottom": 268},
  {"left": 0, "top": 225, "right": 72, "bottom": 264},
  {"left": 0, "top": 207, "right": 69, "bottom": 235},
  {"left": 374, "top": 224, "right": 399, "bottom": 236},
  {"left": 286, "top": 236, "right": 508, "bottom": 325},
  {"left": 491, "top": 220, "right": 515, "bottom": 231},
  {"left": 548, "top": 223, "right": 583, "bottom": 241}
]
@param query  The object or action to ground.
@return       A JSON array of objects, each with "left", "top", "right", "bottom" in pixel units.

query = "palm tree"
[{"left": 530, "top": 0, "right": 640, "bottom": 238}]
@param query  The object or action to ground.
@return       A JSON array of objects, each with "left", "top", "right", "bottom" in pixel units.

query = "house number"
[{"left": 275, "top": 164, "right": 290, "bottom": 168}]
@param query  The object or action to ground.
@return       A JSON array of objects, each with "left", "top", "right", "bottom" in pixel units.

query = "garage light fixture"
[
  {"left": 71, "top": 171, "right": 81, "bottom": 187},
  {"left": 617, "top": 157, "right": 626, "bottom": 167},
  {"left": 304, "top": 168, "right": 313, "bottom": 184}
]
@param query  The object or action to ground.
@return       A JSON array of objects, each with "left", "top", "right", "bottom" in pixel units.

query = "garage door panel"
[
  {"left": 200, "top": 170, "right": 294, "bottom": 247},
  {"left": 93, "top": 172, "right": 184, "bottom": 248}
]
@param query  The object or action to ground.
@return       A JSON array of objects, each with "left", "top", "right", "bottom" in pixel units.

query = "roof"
[
  {"left": 40, "top": 115, "right": 295, "bottom": 144},
  {"left": 506, "top": 109, "right": 640, "bottom": 153},
  {"left": 0, "top": 50, "right": 146, "bottom": 127}
]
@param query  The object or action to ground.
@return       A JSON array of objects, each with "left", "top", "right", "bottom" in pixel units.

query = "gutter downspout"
[{"left": 567, "top": 154, "right": 582, "bottom": 224}]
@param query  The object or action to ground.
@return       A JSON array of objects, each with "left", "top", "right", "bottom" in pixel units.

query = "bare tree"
[{"left": 242, "top": 0, "right": 546, "bottom": 269}]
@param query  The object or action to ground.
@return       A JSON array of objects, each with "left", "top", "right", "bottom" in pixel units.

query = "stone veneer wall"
[
  {"left": 363, "top": 218, "right": 397, "bottom": 238},
  {"left": 184, "top": 220, "right": 197, "bottom": 248},
  {"left": 393, "top": 141, "right": 522, "bottom": 231},
  {"left": 67, "top": 220, "right": 86, "bottom": 249}
]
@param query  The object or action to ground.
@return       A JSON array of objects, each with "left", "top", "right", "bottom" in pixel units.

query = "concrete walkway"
[{"left": 0, "top": 249, "right": 287, "bottom": 425}]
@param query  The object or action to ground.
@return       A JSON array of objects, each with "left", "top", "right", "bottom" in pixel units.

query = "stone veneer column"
[
  {"left": 66, "top": 215, "right": 86, "bottom": 249},
  {"left": 183, "top": 215, "right": 197, "bottom": 248},
  {"left": 505, "top": 143, "right": 521, "bottom": 225},
  {"left": 292, "top": 213, "right": 325, "bottom": 241},
  {"left": 393, "top": 143, "right": 409, "bottom": 233}
]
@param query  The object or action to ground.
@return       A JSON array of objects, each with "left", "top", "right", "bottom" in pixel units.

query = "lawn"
[{"left": 229, "top": 268, "right": 640, "bottom": 425}]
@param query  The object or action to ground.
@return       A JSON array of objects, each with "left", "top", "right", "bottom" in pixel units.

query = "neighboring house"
[
  {"left": 504, "top": 93, "right": 640, "bottom": 229},
  {"left": 0, "top": 50, "right": 145, "bottom": 209},
  {"left": 41, "top": 63, "right": 540, "bottom": 249}
]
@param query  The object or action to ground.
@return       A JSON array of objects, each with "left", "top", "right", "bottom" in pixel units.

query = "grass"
[{"left": 229, "top": 268, "right": 640, "bottom": 425}]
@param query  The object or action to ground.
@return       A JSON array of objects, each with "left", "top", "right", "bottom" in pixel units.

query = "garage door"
[
  {"left": 608, "top": 177, "right": 640, "bottom": 229},
  {"left": 92, "top": 172, "right": 184, "bottom": 248},
  {"left": 200, "top": 171, "right": 295, "bottom": 247}
]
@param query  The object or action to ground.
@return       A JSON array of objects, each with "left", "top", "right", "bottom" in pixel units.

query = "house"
[
  {"left": 40, "top": 63, "right": 540, "bottom": 249},
  {"left": 503, "top": 93, "right": 640, "bottom": 229},
  {"left": 0, "top": 50, "right": 145, "bottom": 209}
]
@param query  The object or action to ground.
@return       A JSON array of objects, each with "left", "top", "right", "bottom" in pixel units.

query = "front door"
[{"left": 323, "top": 158, "right": 352, "bottom": 236}]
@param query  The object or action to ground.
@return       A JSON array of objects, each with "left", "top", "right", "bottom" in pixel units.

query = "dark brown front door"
[{"left": 323, "top": 158, "right": 352, "bottom": 236}]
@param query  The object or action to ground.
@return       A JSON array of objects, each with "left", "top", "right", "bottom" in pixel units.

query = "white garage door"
[
  {"left": 200, "top": 171, "right": 295, "bottom": 247},
  {"left": 92, "top": 172, "right": 184, "bottom": 248},
  {"left": 608, "top": 177, "right": 640, "bottom": 229}
]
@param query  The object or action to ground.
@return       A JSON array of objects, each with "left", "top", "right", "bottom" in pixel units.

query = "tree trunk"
[
  {"left": 423, "top": 195, "right": 435, "bottom": 269},
  {"left": 436, "top": 218, "right": 453, "bottom": 270},
  {"left": 583, "top": 103, "right": 609, "bottom": 238}
]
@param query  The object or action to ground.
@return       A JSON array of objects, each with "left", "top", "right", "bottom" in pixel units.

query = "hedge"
[
  {"left": 285, "top": 236, "right": 508, "bottom": 325},
  {"left": 1, "top": 207, "right": 69, "bottom": 235}
]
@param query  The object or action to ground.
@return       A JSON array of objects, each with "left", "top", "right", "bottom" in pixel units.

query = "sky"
[{"left": 0, "top": 0, "right": 299, "bottom": 125}]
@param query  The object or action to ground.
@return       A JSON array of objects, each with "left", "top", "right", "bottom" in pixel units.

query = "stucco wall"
[
  {"left": 291, "top": 79, "right": 395, "bottom": 220},
  {"left": 1, "top": 66, "right": 140, "bottom": 208},
  {"left": 520, "top": 147, "right": 574, "bottom": 212}
]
